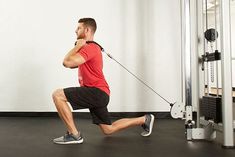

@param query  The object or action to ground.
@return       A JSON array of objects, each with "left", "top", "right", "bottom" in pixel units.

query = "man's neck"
[{"left": 84, "top": 36, "right": 94, "bottom": 41}]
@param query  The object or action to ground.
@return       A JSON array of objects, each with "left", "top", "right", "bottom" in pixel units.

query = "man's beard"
[{"left": 77, "top": 32, "right": 85, "bottom": 39}]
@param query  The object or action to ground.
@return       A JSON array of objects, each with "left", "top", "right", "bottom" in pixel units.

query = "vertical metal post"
[
  {"left": 184, "top": 0, "right": 192, "bottom": 108},
  {"left": 214, "top": 0, "right": 220, "bottom": 96},
  {"left": 219, "top": 0, "right": 234, "bottom": 148},
  {"left": 197, "top": 0, "right": 205, "bottom": 127},
  {"left": 182, "top": 0, "right": 193, "bottom": 140},
  {"left": 205, "top": 0, "right": 211, "bottom": 95}
]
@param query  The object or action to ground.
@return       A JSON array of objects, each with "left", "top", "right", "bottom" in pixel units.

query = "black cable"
[{"left": 104, "top": 51, "right": 175, "bottom": 106}]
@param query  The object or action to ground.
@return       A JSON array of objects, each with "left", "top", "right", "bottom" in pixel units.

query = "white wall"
[
  {"left": 231, "top": 2, "right": 235, "bottom": 87},
  {"left": 0, "top": 0, "right": 182, "bottom": 112}
]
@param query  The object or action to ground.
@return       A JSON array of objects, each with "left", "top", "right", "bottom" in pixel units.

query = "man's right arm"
[{"left": 63, "top": 39, "right": 86, "bottom": 69}]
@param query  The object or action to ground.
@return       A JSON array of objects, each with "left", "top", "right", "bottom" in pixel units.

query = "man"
[{"left": 52, "top": 18, "right": 155, "bottom": 144}]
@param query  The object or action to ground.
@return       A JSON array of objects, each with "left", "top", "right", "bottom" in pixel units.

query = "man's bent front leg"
[{"left": 52, "top": 89, "right": 79, "bottom": 135}]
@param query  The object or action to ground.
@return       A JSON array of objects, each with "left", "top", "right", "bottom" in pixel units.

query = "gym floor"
[{"left": 0, "top": 117, "right": 235, "bottom": 157}]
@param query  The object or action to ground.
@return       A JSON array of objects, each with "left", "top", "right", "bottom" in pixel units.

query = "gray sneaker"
[
  {"left": 141, "top": 114, "right": 155, "bottom": 137},
  {"left": 53, "top": 132, "right": 83, "bottom": 144}
]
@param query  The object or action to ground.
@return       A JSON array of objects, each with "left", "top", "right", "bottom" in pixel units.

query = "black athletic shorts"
[{"left": 63, "top": 87, "right": 111, "bottom": 125}]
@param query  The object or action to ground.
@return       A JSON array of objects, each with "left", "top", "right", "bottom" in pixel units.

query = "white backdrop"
[
  {"left": 0, "top": 0, "right": 182, "bottom": 112},
  {"left": 231, "top": 2, "right": 235, "bottom": 87}
]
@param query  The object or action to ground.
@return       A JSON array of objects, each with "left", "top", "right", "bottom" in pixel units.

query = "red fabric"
[{"left": 77, "top": 43, "right": 110, "bottom": 95}]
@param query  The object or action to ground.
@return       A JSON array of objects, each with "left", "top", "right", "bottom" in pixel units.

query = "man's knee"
[
  {"left": 100, "top": 125, "right": 113, "bottom": 135},
  {"left": 52, "top": 89, "right": 66, "bottom": 102}
]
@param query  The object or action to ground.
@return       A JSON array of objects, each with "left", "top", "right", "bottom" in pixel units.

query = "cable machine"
[{"left": 170, "top": 0, "right": 234, "bottom": 148}]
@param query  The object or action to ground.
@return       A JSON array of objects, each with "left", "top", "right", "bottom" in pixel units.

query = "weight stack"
[{"left": 200, "top": 95, "right": 222, "bottom": 123}]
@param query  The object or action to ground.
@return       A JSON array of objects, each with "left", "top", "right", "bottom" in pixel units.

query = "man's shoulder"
[{"left": 86, "top": 43, "right": 101, "bottom": 51}]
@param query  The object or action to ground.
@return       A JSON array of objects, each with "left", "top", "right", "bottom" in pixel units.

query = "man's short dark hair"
[{"left": 78, "top": 18, "right": 97, "bottom": 33}]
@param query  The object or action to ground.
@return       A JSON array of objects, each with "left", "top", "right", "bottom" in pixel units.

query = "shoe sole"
[
  {"left": 53, "top": 138, "right": 84, "bottom": 145},
  {"left": 141, "top": 114, "right": 155, "bottom": 137}
]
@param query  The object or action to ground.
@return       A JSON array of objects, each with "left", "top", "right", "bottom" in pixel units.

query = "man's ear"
[{"left": 85, "top": 27, "right": 90, "bottom": 34}]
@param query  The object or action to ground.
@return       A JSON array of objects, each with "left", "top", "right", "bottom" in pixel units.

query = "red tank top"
[{"left": 77, "top": 43, "right": 110, "bottom": 95}]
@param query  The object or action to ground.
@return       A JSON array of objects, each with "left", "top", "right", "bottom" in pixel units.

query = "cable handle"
[
  {"left": 74, "top": 40, "right": 104, "bottom": 50},
  {"left": 75, "top": 40, "right": 113, "bottom": 58}
]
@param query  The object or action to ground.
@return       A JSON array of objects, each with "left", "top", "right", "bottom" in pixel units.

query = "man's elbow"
[
  {"left": 63, "top": 61, "right": 69, "bottom": 68},
  {"left": 63, "top": 61, "right": 78, "bottom": 69},
  {"left": 62, "top": 61, "right": 71, "bottom": 68}
]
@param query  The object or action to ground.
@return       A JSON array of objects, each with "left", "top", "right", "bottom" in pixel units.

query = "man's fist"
[{"left": 75, "top": 39, "right": 86, "bottom": 47}]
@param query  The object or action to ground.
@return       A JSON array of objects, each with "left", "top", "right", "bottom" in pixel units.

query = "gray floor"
[{"left": 0, "top": 117, "right": 235, "bottom": 157}]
